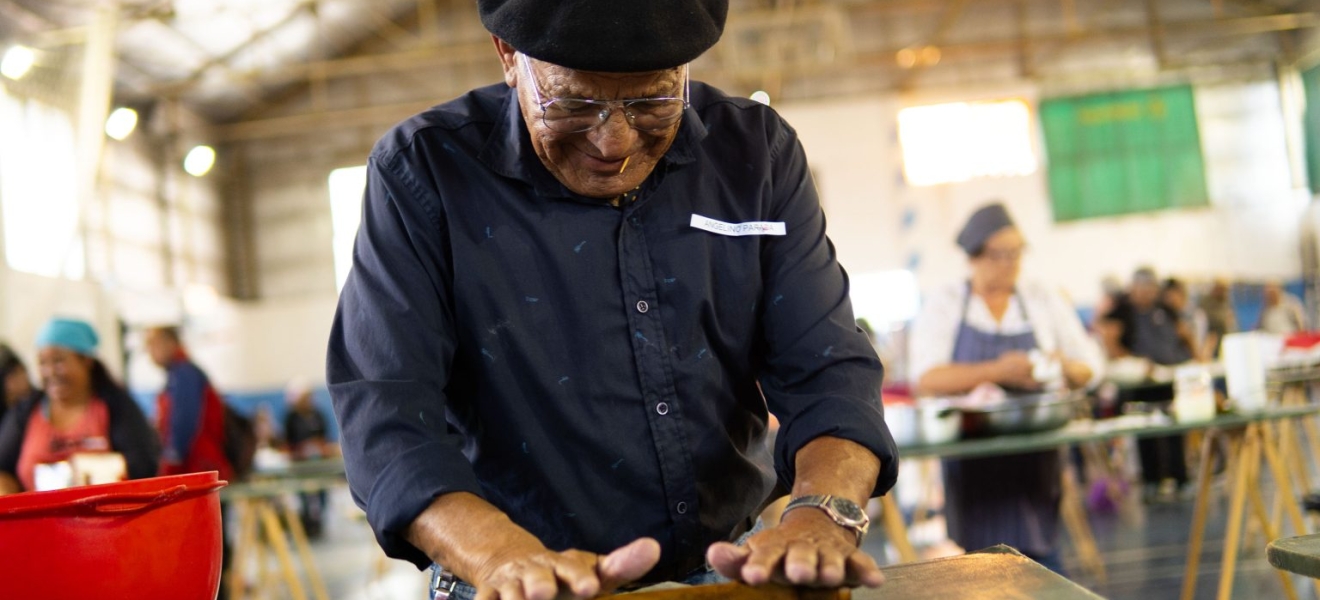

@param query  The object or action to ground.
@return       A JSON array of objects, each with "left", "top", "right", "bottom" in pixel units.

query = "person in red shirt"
[{"left": 145, "top": 326, "right": 232, "bottom": 481}]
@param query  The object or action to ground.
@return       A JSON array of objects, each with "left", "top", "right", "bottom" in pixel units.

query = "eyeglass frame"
[
  {"left": 978, "top": 246, "right": 1027, "bottom": 262},
  {"left": 517, "top": 53, "right": 691, "bottom": 134}
]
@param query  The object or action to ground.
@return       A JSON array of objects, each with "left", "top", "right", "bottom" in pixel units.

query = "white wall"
[
  {"left": 778, "top": 78, "right": 1309, "bottom": 312},
  {"left": 125, "top": 292, "right": 338, "bottom": 394},
  {"left": 0, "top": 269, "right": 123, "bottom": 376}
]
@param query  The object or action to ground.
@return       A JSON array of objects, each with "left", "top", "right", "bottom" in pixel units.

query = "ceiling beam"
[
  {"left": 896, "top": 0, "right": 971, "bottom": 89},
  {"left": 217, "top": 100, "right": 437, "bottom": 141},
  {"left": 1145, "top": 0, "right": 1170, "bottom": 68},
  {"left": 243, "top": 10, "right": 1320, "bottom": 86},
  {"left": 151, "top": 0, "right": 318, "bottom": 98}
]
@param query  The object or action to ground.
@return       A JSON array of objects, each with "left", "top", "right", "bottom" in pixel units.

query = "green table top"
[
  {"left": 899, "top": 404, "right": 1320, "bottom": 460},
  {"left": 854, "top": 546, "right": 1103, "bottom": 599},
  {"left": 1268, "top": 534, "right": 1320, "bottom": 578},
  {"left": 250, "top": 457, "right": 346, "bottom": 480}
]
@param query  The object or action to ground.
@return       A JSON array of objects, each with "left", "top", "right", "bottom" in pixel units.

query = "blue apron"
[{"left": 941, "top": 285, "right": 1061, "bottom": 559}]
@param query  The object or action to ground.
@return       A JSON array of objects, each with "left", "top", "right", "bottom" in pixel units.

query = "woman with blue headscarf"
[{"left": 0, "top": 318, "right": 159, "bottom": 495}]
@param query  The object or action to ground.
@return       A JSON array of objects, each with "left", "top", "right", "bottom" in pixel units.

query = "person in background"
[
  {"left": 1099, "top": 268, "right": 1196, "bottom": 501},
  {"left": 1258, "top": 280, "right": 1307, "bottom": 335},
  {"left": 145, "top": 326, "right": 232, "bottom": 480},
  {"left": 909, "top": 203, "right": 1104, "bottom": 572},
  {"left": 0, "top": 318, "right": 159, "bottom": 495},
  {"left": 284, "top": 379, "right": 335, "bottom": 538},
  {"left": 1197, "top": 279, "right": 1237, "bottom": 358},
  {"left": 0, "top": 343, "right": 37, "bottom": 426},
  {"left": 1162, "top": 278, "right": 1208, "bottom": 362},
  {"left": 144, "top": 324, "right": 236, "bottom": 600}
]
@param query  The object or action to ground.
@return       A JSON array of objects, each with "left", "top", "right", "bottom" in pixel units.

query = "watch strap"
[{"left": 782, "top": 494, "right": 867, "bottom": 546}]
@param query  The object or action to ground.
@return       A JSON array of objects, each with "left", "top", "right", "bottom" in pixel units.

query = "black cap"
[
  {"left": 956, "top": 203, "right": 1016, "bottom": 255},
  {"left": 477, "top": 0, "right": 728, "bottom": 72}
]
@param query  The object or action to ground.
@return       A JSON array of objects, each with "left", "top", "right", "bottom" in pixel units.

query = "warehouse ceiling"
[{"left": 1, "top": 0, "right": 1318, "bottom": 135}]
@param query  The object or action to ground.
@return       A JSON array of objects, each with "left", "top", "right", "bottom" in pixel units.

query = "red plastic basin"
[{"left": 0, "top": 471, "right": 227, "bottom": 600}]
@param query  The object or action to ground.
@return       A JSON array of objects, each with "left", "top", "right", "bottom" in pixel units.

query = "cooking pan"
[{"left": 956, "top": 390, "right": 1086, "bottom": 438}]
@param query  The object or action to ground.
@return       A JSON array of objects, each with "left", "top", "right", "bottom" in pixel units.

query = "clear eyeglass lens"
[{"left": 542, "top": 98, "right": 685, "bottom": 133}]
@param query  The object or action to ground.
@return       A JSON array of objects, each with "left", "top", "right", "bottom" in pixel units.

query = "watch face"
[{"left": 830, "top": 498, "right": 865, "bottom": 522}]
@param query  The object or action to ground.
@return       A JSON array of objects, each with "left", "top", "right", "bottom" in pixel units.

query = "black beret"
[
  {"left": 477, "top": 0, "right": 728, "bottom": 72},
  {"left": 956, "top": 203, "right": 1016, "bottom": 255}
]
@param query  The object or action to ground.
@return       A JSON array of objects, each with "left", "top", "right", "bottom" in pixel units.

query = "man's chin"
[{"left": 564, "top": 176, "right": 634, "bottom": 200}]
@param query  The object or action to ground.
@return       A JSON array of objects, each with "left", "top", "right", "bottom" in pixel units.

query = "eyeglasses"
[
  {"left": 982, "top": 247, "right": 1026, "bottom": 262},
  {"left": 518, "top": 53, "right": 690, "bottom": 134}
]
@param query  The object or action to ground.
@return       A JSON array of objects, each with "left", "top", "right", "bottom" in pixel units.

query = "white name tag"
[{"left": 689, "top": 214, "right": 786, "bottom": 237}]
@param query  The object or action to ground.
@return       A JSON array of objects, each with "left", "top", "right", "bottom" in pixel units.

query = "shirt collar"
[{"left": 478, "top": 85, "right": 709, "bottom": 199}]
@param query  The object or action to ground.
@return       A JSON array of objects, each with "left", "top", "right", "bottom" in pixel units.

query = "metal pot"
[
  {"left": 884, "top": 400, "right": 963, "bottom": 447},
  {"left": 956, "top": 391, "right": 1085, "bottom": 438}
]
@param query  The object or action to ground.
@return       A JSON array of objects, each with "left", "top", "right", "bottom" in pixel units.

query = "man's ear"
[{"left": 492, "top": 35, "right": 518, "bottom": 88}]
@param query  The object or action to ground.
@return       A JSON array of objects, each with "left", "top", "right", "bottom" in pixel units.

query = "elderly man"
[{"left": 326, "top": 2, "right": 898, "bottom": 599}]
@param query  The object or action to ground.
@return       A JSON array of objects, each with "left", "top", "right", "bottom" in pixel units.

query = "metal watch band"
[
  {"left": 782, "top": 494, "right": 867, "bottom": 546},
  {"left": 431, "top": 567, "right": 460, "bottom": 600}
]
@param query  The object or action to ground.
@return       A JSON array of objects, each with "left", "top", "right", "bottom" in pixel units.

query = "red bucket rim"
[{"left": 0, "top": 471, "right": 225, "bottom": 515}]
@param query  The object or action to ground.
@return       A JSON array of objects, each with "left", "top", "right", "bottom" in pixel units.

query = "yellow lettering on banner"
[{"left": 1078, "top": 101, "right": 1146, "bottom": 125}]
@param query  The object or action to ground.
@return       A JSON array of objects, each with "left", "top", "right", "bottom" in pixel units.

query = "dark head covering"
[
  {"left": 478, "top": 0, "right": 728, "bottom": 72},
  {"left": 956, "top": 203, "right": 1016, "bottom": 255},
  {"left": 0, "top": 343, "right": 21, "bottom": 376}
]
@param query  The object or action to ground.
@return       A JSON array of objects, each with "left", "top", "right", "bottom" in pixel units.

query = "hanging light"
[
  {"left": 749, "top": 91, "right": 771, "bottom": 106},
  {"left": 105, "top": 107, "right": 139, "bottom": 141},
  {"left": 1, "top": 45, "right": 35, "bottom": 80},
  {"left": 183, "top": 145, "right": 216, "bottom": 177}
]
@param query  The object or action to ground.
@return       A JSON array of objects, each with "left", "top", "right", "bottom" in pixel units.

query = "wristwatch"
[
  {"left": 782, "top": 495, "right": 870, "bottom": 546},
  {"left": 430, "top": 566, "right": 459, "bottom": 600}
]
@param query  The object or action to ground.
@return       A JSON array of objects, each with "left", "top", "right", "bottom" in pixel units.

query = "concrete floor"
[{"left": 258, "top": 474, "right": 1312, "bottom": 600}]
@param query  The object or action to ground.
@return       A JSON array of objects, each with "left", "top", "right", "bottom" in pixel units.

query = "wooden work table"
[
  {"left": 609, "top": 546, "right": 1102, "bottom": 600},
  {"left": 1268, "top": 533, "right": 1320, "bottom": 578}
]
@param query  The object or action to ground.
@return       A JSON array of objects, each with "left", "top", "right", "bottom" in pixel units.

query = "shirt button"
[
  {"left": 629, "top": 217, "right": 641, "bottom": 227},
  {"left": 676, "top": 501, "right": 688, "bottom": 515},
  {"left": 636, "top": 300, "right": 650, "bottom": 313},
  {"left": 656, "top": 402, "right": 670, "bottom": 416}
]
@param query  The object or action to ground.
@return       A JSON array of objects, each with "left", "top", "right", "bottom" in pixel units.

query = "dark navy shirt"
[{"left": 326, "top": 82, "right": 898, "bottom": 581}]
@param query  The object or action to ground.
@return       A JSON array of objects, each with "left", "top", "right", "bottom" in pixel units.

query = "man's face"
[
  {"left": 1130, "top": 281, "right": 1159, "bottom": 308},
  {"left": 496, "top": 39, "right": 685, "bottom": 199},
  {"left": 144, "top": 329, "right": 176, "bottom": 368},
  {"left": 4, "top": 366, "right": 30, "bottom": 406},
  {"left": 1264, "top": 283, "right": 1281, "bottom": 306}
]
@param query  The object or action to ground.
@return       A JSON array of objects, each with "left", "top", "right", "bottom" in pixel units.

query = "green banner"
[
  {"left": 1040, "top": 86, "right": 1209, "bottom": 222},
  {"left": 1302, "top": 65, "right": 1320, "bottom": 192}
]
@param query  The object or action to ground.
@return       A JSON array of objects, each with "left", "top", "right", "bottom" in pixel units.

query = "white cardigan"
[{"left": 908, "top": 280, "right": 1106, "bottom": 388}]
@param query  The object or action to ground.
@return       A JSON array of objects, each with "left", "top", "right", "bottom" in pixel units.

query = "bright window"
[
  {"left": 897, "top": 99, "right": 1038, "bottom": 186},
  {"left": 0, "top": 88, "right": 84, "bottom": 278},
  {"left": 328, "top": 165, "right": 367, "bottom": 291}
]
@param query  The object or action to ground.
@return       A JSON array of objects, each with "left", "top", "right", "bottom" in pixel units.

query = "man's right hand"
[
  {"left": 406, "top": 492, "right": 659, "bottom": 600},
  {"left": 471, "top": 537, "right": 660, "bottom": 600}
]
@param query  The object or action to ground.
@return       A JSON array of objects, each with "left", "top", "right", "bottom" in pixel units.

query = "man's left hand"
[{"left": 706, "top": 507, "right": 885, "bottom": 588}]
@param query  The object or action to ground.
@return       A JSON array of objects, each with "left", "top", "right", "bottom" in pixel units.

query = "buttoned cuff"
[{"left": 367, "top": 441, "right": 486, "bottom": 569}]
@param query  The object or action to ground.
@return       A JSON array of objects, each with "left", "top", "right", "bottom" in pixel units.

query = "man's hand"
[
  {"left": 406, "top": 492, "right": 659, "bottom": 600},
  {"left": 706, "top": 508, "right": 884, "bottom": 589},
  {"left": 471, "top": 537, "right": 660, "bottom": 600}
]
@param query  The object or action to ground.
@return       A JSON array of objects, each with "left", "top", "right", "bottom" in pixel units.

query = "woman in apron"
[{"left": 908, "top": 203, "right": 1105, "bottom": 571}]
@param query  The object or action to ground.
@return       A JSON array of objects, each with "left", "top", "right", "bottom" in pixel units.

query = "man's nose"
[{"left": 586, "top": 107, "right": 638, "bottom": 158}]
